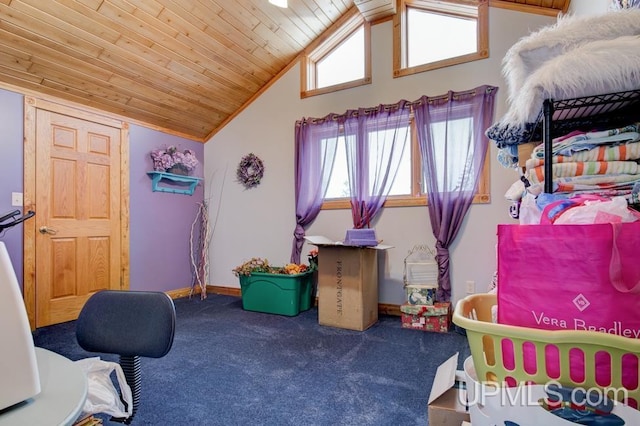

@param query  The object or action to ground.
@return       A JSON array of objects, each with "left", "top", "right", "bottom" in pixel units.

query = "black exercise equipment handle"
[{"left": 0, "top": 210, "right": 35, "bottom": 231}]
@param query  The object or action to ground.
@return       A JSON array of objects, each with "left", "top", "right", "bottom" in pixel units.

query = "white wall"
[
  {"left": 204, "top": 4, "right": 591, "bottom": 305},
  {"left": 568, "top": 0, "right": 609, "bottom": 15}
]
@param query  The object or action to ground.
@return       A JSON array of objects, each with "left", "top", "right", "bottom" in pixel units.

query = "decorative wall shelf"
[{"left": 147, "top": 171, "right": 202, "bottom": 195}]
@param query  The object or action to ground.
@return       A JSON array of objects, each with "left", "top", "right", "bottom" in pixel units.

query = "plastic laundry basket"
[
  {"left": 453, "top": 294, "right": 640, "bottom": 409},
  {"left": 463, "top": 355, "right": 640, "bottom": 425}
]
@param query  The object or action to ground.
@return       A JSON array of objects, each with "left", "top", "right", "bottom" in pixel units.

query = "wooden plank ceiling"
[{"left": 0, "top": 0, "right": 569, "bottom": 141}]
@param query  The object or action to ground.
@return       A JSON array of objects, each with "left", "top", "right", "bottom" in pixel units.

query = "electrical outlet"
[
  {"left": 465, "top": 280, "right": 475, "bottom": 294},
  {"left": 11, "top": 192, "right": 23, "bottom": 207}
]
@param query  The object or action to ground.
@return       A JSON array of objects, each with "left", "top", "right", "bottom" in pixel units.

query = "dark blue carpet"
[{"left": 32, "top": 294, "right": 471, "bottom": 425}]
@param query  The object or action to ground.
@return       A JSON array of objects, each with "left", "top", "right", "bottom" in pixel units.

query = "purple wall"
[
  {"left": 129, "top": 125, "right": 205, "bottom": 292},
  {"left": 0, "top": 87, "right": 205, "bottom": 294},
  {"left": 0, "top": 90, "right": 26, "bottom": 286}
]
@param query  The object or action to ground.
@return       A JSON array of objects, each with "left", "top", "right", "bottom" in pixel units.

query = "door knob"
[{"left": 39, "top": 226, "right": 58, "bottom": 235}]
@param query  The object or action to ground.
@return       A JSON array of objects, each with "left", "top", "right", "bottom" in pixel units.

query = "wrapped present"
[
  {"left": 401, "top": 309, "right": 450, "bottom": 333},
  {"left": 404, "top": 284, "right": 437, "bottom": 305},
  {"left": 400, "top": 302, "right": 450, "bottom": 317}
]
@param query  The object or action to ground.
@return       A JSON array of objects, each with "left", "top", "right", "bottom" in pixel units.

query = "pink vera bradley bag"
[{"left": 497, "top": 222, "right": 640, "bottom": 390}]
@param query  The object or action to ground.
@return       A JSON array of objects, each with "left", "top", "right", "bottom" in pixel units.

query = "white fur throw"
[
  {"left": 501, "top": 34, "right": 640, "bottom": 125},
  {"left": 503, "top": 9, "right": 640, "bottom": 105}
]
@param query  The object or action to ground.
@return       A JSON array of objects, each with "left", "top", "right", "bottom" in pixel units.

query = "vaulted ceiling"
[{"left": 0, "top": 0, "right": 569, "bottom": 142}]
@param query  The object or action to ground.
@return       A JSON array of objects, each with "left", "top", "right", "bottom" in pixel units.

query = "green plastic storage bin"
[{"left": 239, "top": 270, "right": 314, "bottom": 316}]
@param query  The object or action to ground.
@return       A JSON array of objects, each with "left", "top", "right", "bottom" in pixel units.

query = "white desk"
[{"left": 0, "top": 348, "right": 87, "bottom": 426}]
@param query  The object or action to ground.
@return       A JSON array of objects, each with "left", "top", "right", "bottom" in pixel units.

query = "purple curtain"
[
  {"left": 290, "top": 114, "right": 340, "bottom": 263},
  {"left": 343, "top": 103, "right": 411, "bottom": 228},
  {"left": 414, "top": 85, "right": 498, "bottom": 301},
  {"left": 610, "top": 0, "right": 640, "bottom": 9}
]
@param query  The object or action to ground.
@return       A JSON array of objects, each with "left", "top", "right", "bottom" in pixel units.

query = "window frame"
[
  {"left": 393, "top": 0, "right": 489, "bottom": 79},
  {"left": 300, "top": 8, "right": 371, "bottom": 98},
  {"left": 320, "top": 115, "right": 491, "bottom": 210}
]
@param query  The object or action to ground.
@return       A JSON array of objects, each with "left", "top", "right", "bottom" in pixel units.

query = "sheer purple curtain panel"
[
  {"left": 343, "top": 102, "right": 411, "bottom": 228},
  {"left": 290, "top": 115, "right": 340, "bottom": 263},
  {"left": 414, "top": 85, "right": 498, "bottom": 301},
  {"left": 610, "top": 0, "right": 640, "bottom": 9}
]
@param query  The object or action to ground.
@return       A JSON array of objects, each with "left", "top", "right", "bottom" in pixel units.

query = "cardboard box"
[
  {"left": 517, "top": 141, "right": 539, "bottom": 168},
  {"left": 305, "top": 236, "right": 392, "bottom": 331},
  {"left": 428, "top": 353, "right": 470, "bottom": 426}
]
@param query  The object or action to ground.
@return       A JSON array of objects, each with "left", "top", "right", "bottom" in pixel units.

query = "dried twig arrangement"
[{"left": 190, "top": 200, "right": 211, "bottom": 299}]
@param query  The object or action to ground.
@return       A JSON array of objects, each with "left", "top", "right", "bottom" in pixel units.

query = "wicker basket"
[{"left": 453, "top": 293, "right": 640, "bottom": 408}]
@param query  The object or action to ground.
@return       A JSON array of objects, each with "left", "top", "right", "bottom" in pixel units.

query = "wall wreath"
[{"left": 236, "top": 153, "right": 265, "bottom": 189}]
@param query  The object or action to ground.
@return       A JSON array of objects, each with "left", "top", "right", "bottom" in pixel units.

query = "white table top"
[{"left": 0, "top": 347, "right": 87, "bottom": 426}]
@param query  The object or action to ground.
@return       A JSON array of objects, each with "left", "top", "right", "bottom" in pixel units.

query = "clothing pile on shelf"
[
  {"left": 526, "top": 122, "right": 640, "bottom": 193},
  {"left": 510, "top": 122, "right": 640, "bottom": 224},
  {"left": 484, "top": 8, "right": 640, "bottom": 224}
]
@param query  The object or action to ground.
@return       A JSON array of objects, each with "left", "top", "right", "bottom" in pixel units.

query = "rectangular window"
[
  {"left": 321, "top": 111, "right": 489, "bottom": 209},
  {"left": 393, "top": 0, "right": 488, "bottom": 78},
  {"left": 407, "top": 7, "right": 477, "bottom": 67},
  {"left": 427, "top": 117, "right": 477, "bottom": 192},
  {"left": 324, "top": 135, "right": 349, "bottom": 199},
  {"left": 324, "top": 120, "right": 412, "bottom": 201},
  {"left": 368, "top": 125, "right": 411, "bottom": 196}
]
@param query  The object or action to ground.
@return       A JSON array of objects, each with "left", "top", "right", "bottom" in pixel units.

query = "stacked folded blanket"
[
  {"left": 530, "top": 123, "right": 640, "bottom": 159},
  {"left": 528, "top": 140, "right": 640, "bottom": 165},
  {"left": 523, "top": 122, "right": 640, "bottom": 195},
  {"left": 527, "top": 161, "right": 640, "bottom": 185}
]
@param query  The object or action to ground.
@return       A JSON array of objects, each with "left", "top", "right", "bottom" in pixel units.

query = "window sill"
[
  {"left": 321, "top": 194, "right": 490, "bottom": 210},
  {"left": 301, "top": 77, "right": 371, "bottom": 99}
]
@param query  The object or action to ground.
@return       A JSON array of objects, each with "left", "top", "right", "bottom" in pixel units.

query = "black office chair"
[{"left": 76, "top": 290, "right": 176, "bottom": 424}]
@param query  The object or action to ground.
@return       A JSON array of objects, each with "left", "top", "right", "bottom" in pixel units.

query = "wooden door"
[{"left": 23, "top": 97, "right": 130, "bottom": 328}]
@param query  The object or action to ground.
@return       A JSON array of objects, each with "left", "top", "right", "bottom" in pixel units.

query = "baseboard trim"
[
  {"left": 207, "top": 285, "right": 241, "bottom": 296},
  {"left": 165, "top": 288, "right": 198, "bottom": 299},
  {"left": 378, "top": 303, "right": 402, "bottom": 317},
  {"left": 165, "top": 285, "right": 403, "bottom": 317}
]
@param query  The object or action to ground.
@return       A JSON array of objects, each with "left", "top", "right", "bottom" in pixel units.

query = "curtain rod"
[{"left": 297, "top": 85, "right": 497, "bottom": 126}]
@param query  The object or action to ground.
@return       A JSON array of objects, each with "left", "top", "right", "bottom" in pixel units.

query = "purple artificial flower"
[{"left": 150, "top": 146, "right": 199, "bottom": 172}]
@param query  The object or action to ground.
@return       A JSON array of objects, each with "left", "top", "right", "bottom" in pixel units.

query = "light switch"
[{"left": 11, "top": 192, "right": 23, "bottom": 207}]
